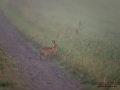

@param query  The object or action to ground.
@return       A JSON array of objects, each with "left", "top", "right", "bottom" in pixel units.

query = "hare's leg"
[
  {"left": 40, "top": 55, "right": 42, "bottom": 60},
  {"left": 40, "top": 53, "right": 44, "bottom": 60},
  {"left": 40, "top": 51, "right": 45, "bottom": 60}
]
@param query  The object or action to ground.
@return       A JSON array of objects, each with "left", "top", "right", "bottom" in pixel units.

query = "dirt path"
[{"left": 0, "top": 11, "right": 85, "bottom": 90}]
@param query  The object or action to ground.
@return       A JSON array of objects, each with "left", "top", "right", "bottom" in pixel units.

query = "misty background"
[{"left": 33, "top": 0, "right": 120, "bottom": 36}]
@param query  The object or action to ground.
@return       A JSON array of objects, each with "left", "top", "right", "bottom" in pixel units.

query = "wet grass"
[{"left": 0, "top": 0, "right": 120, "bottom": 90}]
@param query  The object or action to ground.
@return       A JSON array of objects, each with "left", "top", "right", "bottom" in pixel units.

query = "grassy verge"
[
  {"left": 0, "top": 42, "right": 29, "bottom": 90},
  {"left": 0, "top": 0, "right": 120, "bottom": 90}
]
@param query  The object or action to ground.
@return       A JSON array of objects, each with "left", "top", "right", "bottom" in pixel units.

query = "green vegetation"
[
  {"left": 0, "top": 0, "right": 120, "bottom": 90},
  {"left": 0, "top": 42, "right": 28, "bottom": 90},
  {"left": 0, "top": 81, "right": 13, "bottom": 87}
]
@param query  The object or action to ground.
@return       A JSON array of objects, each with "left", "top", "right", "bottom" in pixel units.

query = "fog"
[
  {"left": 37, "top": 0, "right": 120, "bottom": 34},
  {"left": 2, "top": 0, "right": 120, "bottom": 38}
]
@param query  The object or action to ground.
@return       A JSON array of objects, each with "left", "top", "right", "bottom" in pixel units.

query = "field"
[{"left": 0, "top": 0, "right": 120, "bottom": 89}]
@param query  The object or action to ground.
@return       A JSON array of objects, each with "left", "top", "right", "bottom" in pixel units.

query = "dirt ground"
[{"left": 0, "top": 11, "right": 85, "bottom": 90}]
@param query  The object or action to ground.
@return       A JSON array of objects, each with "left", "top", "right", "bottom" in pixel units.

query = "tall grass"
[{"left": 0, "top": 0, "right": 120, "bottom": 89}]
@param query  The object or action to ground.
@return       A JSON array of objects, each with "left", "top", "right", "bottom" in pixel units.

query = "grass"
[
  {"left": 0, "top": 41, "right": 29, "bottom": 90},
  {"left": 0, "top": 0, "right": 120, "bottom": 90},
  {"left": 0, "top": 81, "right": 14, "bottom": 87}
]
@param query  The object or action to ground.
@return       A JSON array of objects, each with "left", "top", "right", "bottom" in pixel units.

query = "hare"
[{"left": 40, "top": 40, "right": 59, "bottom": 61}]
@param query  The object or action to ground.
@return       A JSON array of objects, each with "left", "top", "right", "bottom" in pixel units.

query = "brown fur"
[{"left": 40, "top": 40, "right": 59, "bottom": 61}]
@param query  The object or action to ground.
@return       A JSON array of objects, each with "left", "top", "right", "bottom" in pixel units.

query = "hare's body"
[{"left": 40, "top": 41, "right": 59, "bottom": 61}]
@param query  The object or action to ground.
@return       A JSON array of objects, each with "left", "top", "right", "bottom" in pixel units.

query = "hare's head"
[{"left": 52, "top": 40, "right": 59, "bottom": 49}]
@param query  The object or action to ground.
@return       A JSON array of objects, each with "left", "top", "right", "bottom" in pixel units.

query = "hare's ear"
[{"left": 52, "top": 40, "right": 55, "bottom": 43}]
